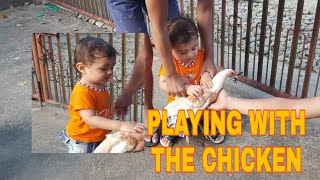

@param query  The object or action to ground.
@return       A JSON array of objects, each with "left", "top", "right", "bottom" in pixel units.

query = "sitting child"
[
  {"left": 159, "top": 16, "right": 225, "bottom": 147},
  {"left": 60, "top": 37, "right": 143, "bottom": 153}
]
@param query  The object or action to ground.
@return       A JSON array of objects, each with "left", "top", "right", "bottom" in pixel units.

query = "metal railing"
[
  {"left": 49, "top": 0, "right": 113, "bottom": 27},
  {"left": 41, "top": 0, "right": 320, "bottom": 99},
  {"left": 211, "top": 0, "right": 320, "bottom": 98}
]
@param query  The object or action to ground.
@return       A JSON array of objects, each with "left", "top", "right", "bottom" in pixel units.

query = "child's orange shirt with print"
[
  {"left": 66, "top": 83, "right": 113, "bottom": 142},
  {"left": 159, "top": 49, "right": 205, "bottom": 103}
]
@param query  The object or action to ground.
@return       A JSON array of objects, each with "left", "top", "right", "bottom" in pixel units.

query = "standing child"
[
  {"left": 60, "top": 37, "right": 143, "bottom": 153},
  {"left": 159, "top": 16, "right": 225, "bottom": 147}
]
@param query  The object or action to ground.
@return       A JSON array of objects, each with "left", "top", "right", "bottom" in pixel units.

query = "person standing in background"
[{"left": 106, "top": 0, "right": 217, "bottom": 146}]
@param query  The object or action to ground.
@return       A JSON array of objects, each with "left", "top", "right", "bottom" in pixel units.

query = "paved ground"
[{"left": 1, "top": 3, "right": 320, "bottom": 180}]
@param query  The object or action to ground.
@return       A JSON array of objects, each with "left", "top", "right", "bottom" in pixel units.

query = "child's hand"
[
  {"left": 186, "top": 85, "right": 204, "bottom": 98},
  {"left": 120, "top": 121, "right": 144, "bottom": 133},
  {"left": 200, "top": 72, "right": 213, "bottom": 89}
]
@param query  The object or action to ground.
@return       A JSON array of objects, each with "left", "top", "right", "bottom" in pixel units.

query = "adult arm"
[
  {"left": 197, "top": 0, "right": 216, "bottom": 77},
  {"left": 145, "top": 0, "right": 188, "bottom": 97},
  {"left": 209, "top": 90, "right": 320, "bottom": 118},
  {"left": 159, "top": 76, "right": 203, "bottom": 97}
]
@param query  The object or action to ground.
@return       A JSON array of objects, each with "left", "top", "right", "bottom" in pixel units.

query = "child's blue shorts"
[
  {"left": 59, "top": 129, "right": 102, "bottom": 153},
  {"left": 106, "top": 0, "right": 180, "bottom": 33}
]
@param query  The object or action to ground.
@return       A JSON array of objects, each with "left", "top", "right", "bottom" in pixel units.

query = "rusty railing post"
[
  {"left": 42, "top": 35, "right": 53, "bottom": 100},
  {"left": 121, "top": 33, "right": 126, "bottom": 92},
  {"left": 285, "top": 0, "right": 304, "bottom": 94},
  {"left": 270, "top": 0, "right": 285, "bottom": 87},
  {"left": 66, "top": 33, "right": 74, "bottom": 90},
  {"left": 244, "top": 0, "right": 253, "bottom": 76},
  {"left": 232, "top": 0, "right": 238, "bottom": 70},
  {"left": 53, "top": 1, "right": 114, "bottom": 27},
  {"left": 48, "top": 35, "right": 59, "bottom": 101},
  {"left": 212, "top": 0, "right": 215, "bottom": 63},
  {"left": 302, "top": 0, "right": 320, "bottom": 97},
  {"left": 133, "top": 33, "right": 140, "bottom": 122},
  {"left": 36, "top": 34, "right": 49, "bottom": 102},
  {"left": 257, "top": 0, "right": 269, "bottom": 82},
  {"left": 220, "top": 0, "right": 226, "bottom": 67},
  {"left": 295, "top": 32, "right": 307, "bottom": 97},
  {"left": 56, "top": 33, "right": 67, "bottom": 104},
  {"left": 32, "top": 33, "right": 43, "bottom": 105},
  {"left": 190, "top": 0, "right": 194, "bottom": 20},
  {"left": 108, "top": 33, "right": 115, "bottom": 99}
]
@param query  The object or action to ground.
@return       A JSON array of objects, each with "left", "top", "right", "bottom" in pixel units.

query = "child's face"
[
  {"left": 82, "top": 57, "right": 116, "bottom": 84},
  {"left": 172, "top": 38, "right": 199, "bottom": 65}
]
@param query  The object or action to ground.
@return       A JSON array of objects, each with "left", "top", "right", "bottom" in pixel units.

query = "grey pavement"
[{"left": 1, "top": 3, "right": 320, "bottom": 180}]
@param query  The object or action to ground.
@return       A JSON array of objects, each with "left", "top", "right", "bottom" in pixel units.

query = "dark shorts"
[{"left": 106, "top": 0, "right": 180, "bottom": 33}]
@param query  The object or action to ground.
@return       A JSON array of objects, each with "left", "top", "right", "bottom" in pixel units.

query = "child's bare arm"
[{"left": 79, "top": 109, "right": 144, "bottom": 132}]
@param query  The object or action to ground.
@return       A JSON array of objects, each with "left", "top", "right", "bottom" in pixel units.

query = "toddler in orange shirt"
[
  {"left": 60, "top": 37, "right": 143, "bottom": 153},
  {"left": 159, "top": 16, "right": 225, "bottom": 147}
]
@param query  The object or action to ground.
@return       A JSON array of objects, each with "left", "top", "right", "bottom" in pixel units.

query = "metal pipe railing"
[
  {"left": 33, "top": 0, "right": 319, "bottom": 108},
  {"left": 286, "top": 0, "right": 304, "bottom": 94},
  {"left": 302, "top": 0, "right": 320, "bottom": 98}
]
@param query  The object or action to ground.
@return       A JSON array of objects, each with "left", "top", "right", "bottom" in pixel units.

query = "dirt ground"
[{"left": 1, "top": 3, "right": 320, "bottom": 180}]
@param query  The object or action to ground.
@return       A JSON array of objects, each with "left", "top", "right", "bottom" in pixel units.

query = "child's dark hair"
[
  {"left": 167, "top": 16, "right": 198, "bottom": 47},
  {"left": 74, "top": 37, "right": 118, "bottom": 71}
]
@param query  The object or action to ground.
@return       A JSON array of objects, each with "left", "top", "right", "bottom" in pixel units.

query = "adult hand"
[
  {"left": 203, "top": 56, "right": 217, "bottom": 77},
  {"left": 186, "top": 85, "right": 204, "bottom": 98},
  {"left": 208, "top": 89, "right": 228, "bottom": 111},
  {"left": 114, "top": 93, "right": 132, "bottom": 119},
  {"left": 200, "top": 72, "right": 213, "bottom": 89},
  {"left": 166, "top": 74, "right": 188, "bottom": 97}
]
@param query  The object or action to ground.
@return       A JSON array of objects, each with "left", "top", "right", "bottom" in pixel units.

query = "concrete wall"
[{"left": 0, "top": 0, "right": 34, "bottom": 10}]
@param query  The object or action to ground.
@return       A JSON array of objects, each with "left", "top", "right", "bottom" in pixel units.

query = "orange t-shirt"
[
  {"left": 159, "top": 49, "right": 205, "bottom": 103},
  {"left": 66, "top": 83, "right": 113, "bottom": 142}
]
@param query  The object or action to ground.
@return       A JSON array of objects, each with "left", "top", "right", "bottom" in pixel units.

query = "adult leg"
[
  {"left": 114, "top": 34, "right": 153, "bottom": 117},
  {"left": 114, "top": 34, "right": 156, "bottom": 144},
  {"left": 105, "top": 0, "right": 148, "bottom": 32},
  {"left": 142, "top": 0, "right": 180, "bottom": 145},
  {"left": 143, "top": 35, "right": 156, "bottom": 144}
]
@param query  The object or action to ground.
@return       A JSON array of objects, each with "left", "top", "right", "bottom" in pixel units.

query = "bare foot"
[
  {"left": 161, "top": 137, "right": 172, "bottom": 147},
  {"left": 144, "top": 129, "right": 159, "bottom": 145}
]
